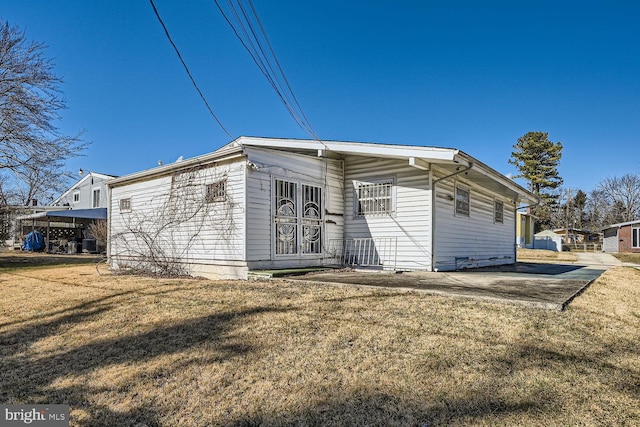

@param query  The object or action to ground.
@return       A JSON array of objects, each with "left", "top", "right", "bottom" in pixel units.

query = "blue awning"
[
  {"left": 45, "top": 208, "right": 107, "bottom": 220},
  {"left": 17, "top": 208, "right": 107, "bottom": 222}
]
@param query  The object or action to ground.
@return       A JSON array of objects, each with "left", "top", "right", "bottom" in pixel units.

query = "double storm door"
[{"left": 274, "top": 179, "right": 322, "bottom": 256}]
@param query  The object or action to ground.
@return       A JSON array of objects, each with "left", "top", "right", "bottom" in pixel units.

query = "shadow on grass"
[
  {"left": 226, "top": 389, "right": 553, "bottom": 426},
  {"left": 0, "top": 288, "right": 291, "bottom": 426},
  {"left": 0, "top": 252, "right": 103, "bottom": 269}
]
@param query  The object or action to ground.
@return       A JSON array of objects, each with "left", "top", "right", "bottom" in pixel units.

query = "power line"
[
  {"left": 149, "top": 0, "right": 233, "bottom": 139},
  {"left": 213, "top": 0, "right": 319, "bottom": 140}
]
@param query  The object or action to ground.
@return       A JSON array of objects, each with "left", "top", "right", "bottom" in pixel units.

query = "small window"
[
  {"left": 92, "top": 189, "right": 101, "bottom": 208},
  {"left": 494, "top": 200, "right": 504, "bottom": 224},
  {"left": 356, "top": 179, "right": 394, "bottom": 216},
  {"left": 633, "top": 227, "right": 640, "bottom": 248},
  {"left": 120, "top": 198, "right": 132, "bottom": 213},
  {"left": 73, "top": 192, "right": 80, "bottom": 203},
  {"left": 206, "top": 179, "right": 227, "bottom": 203},
  {"left": 455, "top": 185, "right": 470, "bottom": 217}
]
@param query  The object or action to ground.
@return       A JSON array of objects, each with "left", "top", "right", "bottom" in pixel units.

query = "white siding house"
[
  {"left": 53, "top": 172, "right": 116, "bottom": 209},
  {"left": 107, "top": 137, "right": 536, "bottom": 279}
]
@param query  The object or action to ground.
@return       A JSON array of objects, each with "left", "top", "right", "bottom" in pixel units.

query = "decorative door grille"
[
  {"left": 302, "top": 185, "right": 322, "bottom": 254},
  {"left": 275, "top": 180, "right": 297, "bottom": 255}
]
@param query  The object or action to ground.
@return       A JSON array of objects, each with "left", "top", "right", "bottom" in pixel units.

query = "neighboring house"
[
  {"left": 602, "top": 220, "right": 640, "bottom": 253},
  {"left": 14, "top": 172, "right": 116, "bottom": 252},
  {"left": 553, "top": 228, "right": 599, "bottom": 245},
  {"left": 107, "top": 137, "right": 537, "bottom": 279},
  {"left": 534, "top": 229, "right": 563, "bottom": 251},
  {"left": 516, "top": 211, "right": 536, "bottom": 249},
  {"left": 53, "top": 172, "right": 116, "bottom": 209}
]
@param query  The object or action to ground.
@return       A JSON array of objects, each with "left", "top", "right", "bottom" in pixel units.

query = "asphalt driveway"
[{"left": 285, "top": 253, "right": 622, "bottom": 310}]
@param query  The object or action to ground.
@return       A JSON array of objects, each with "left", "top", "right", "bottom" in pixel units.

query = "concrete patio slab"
[{"left": 284, "top": 253, "right": 621, "bottom": 310}]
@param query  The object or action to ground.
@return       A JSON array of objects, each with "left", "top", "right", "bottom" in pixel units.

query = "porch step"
[{"left": 248, "top": 267, "right": 331, "bottom": 281}]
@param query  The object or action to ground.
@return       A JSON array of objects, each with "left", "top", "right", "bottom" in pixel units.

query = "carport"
[
  {"left": 15, "top": 208, "right": 107, "bottom": 253},
  {"left": 284, "top": 253, "right": 621, "bottom": 310}
]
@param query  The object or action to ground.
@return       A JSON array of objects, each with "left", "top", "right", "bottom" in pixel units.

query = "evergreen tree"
[{"left": 509, "top": 131, "right": 563, "bottom": 231}]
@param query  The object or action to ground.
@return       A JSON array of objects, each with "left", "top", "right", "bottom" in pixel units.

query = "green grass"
[{"left": 1, "top": 258, "right": 638, "bottom": 426}]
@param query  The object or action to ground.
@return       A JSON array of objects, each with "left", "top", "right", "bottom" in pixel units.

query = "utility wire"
[
  {"left": 149, "top": 0, "right": 233, "bottom": 139},
  {"left": 247, "top": 0, "right": 318, "bottom": 140},
  {"left": 213, "top": 0, "right": 319, "bottom": 140}
]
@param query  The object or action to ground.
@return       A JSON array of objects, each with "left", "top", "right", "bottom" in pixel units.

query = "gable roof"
[
  {"left": 229, "top": 137, "right": 537, "bottom": 205},
  {"left": 53, "top": 172, "right": 117, "bottom": 205},
  {"left": 108, "top": 136, "right": 537, "bottom": 205}
]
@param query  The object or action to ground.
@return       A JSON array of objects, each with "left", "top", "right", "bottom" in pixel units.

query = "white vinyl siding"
[
  {"left": 244, "top": 146, "right": 343, "bottom": 269},
  {"left": 55, "top": 173, "right": 114, "bottom": 209},
  {"left": 434, "top": 171, "right": 515, "bottom": 271},
  {"left": 602, "top": 228, "right": 619, "bottom": 253},
  {"left": 109, "top": 159, "right": 246, "bottom": 278},
  {"left": 344, "top": 156, "right": 431, "bottom": 271}
]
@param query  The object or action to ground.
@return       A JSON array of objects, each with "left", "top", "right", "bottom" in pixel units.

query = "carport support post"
[{"left": 47, "top": 217, "right": 51, "bottom": 253}]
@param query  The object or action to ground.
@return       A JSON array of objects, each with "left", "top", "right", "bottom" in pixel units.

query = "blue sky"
[{"left": 3, "top": 1, "right": 639, "bottom": 192}]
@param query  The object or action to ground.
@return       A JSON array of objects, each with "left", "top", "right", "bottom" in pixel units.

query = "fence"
[{"left": 566, "top": 243, "right": 602, "bottom": 252}]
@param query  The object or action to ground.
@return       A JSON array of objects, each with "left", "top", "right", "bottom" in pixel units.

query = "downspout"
[{"left": 430, "top": 162, "right": 473, "bottom": 271}]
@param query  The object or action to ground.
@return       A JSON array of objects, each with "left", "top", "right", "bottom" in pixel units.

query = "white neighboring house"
[
  {"left": 13, "top": 172, "right": 116, "bottom": 251},
  {"left": 107, "top": 137, "right": 537, "bottom": 279},
  {"left": 53, "top": 172, "right": 116, "bottom": 209}
]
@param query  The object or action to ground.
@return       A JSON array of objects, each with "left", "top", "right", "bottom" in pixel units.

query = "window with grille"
[
  {"left": 356, "top": 180, "right": 393, "bottom": 216},
  {"left": 73, "top": 192, "right": 80, "bottom": 203},
  {"left": 119, "top": 198, "right": 132, "bottom": 212},
  {"left": 494, "top": 200, "right": 504, "bottom": 224},
  {"left": 455, "top": 185, "right": 470, "bottom": 217},
  {"left": 206, "top": 179, "right": 227, "bottom": 203}
]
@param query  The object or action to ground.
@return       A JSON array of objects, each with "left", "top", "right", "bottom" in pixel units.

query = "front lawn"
[{"left": 0, "top": 259, "right": 638, "bottom": 426}]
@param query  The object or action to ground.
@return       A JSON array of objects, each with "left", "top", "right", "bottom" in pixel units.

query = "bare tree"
[
  {"left": 111, "top": 166, "right": 237, "bottom": 276},
  {"left": 596, "top": 173, "right": 640, "bottom": 223},
  {"left": 0, "top": 20, "right": 85, "bottom": 203}
]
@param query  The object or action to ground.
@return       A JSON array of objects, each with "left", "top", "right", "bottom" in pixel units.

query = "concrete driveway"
[{"left": 285, "top": 252, "right": 622, "bottom": 310}]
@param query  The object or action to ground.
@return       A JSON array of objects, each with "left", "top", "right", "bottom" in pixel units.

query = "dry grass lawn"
[
  {"left": 517, "top": 248, "right": 579, "bottom": 263},
  {"left": 613, "top": 253, "right": 640, "bottom": 264},
  {"left": 0, "top": 252, "right": 638, "bottom": 426}
]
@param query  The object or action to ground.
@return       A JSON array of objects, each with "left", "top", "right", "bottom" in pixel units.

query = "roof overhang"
[
  {"left": 107, "top": 146, "right": 245, "bottom": 187},
  {"left": 233, "top": 137, "right": 537, "bottom": 207},
  {"left": 602, "top": 219, "right": 640, "bottom": 230},
  {"left": 106, "top": 136, "right": 537, "bottom": 208}
]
